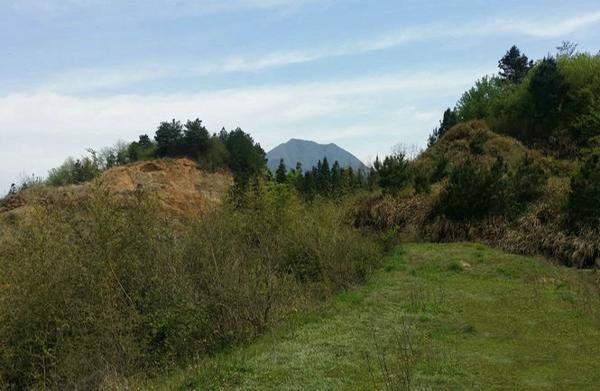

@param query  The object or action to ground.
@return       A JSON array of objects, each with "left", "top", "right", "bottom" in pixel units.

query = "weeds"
[{"left": 365, "top": 322, "right": 416, "bottom": 391}]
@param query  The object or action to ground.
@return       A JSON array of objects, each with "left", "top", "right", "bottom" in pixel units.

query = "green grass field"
[{"left": 144, "top": 243, "right": 600, "bottom": 390}]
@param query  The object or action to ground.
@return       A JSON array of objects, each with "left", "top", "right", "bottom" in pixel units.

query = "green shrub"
[
  {"left": 510, "top": 153, "right": 548, "bottom": 210},
  {"left": 0, "top": 183, "right": 381, "bottom": 389},
  {"left": 568, "top": 149, "right": 600, "bottom": 228},
  {"left": 46, "top": 152, "right": 102, "bottom": 187},
  {"left": 437, "top": 158, "right": 509, "bottom": 221},
  {"left": 376, "top": 153, "right": 412, "bottom": 194}
]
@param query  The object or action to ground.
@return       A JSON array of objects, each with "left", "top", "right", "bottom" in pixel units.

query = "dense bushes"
[
  {"left": 0, "top": 183, "right": 381, "bottom": 389},
  {"left": 569, "top": 148, "right": 600, "bottom": 228},
  {"left": 435, "top": 153, "right": 549, "bottom": 222},
  {"left": 373, "top": 153, "right": 412, "bottom": 194},
  {"left": 437, "top": 157, "right": 508, "bottom": 221},
  {"left": 511, "top": 153, "right": 548, "bottom": 209},
  {"left": 46, "top": 154, "right": 102, "bottom": 186}
]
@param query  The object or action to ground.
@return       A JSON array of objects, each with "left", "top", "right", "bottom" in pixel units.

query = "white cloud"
[
  {"left": 35, "top": 9, "right": 600, "bottom": 94},
  {"left": 0, "top": 68, "right": 487, "bottom": 193},
  {"left": 494, "top": 11, "right": 600, "bottom": 38}
]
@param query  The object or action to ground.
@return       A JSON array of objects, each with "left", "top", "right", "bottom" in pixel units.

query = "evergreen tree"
[
  {"left": 220, "top": 128, "right": 267, "bottom": 186},
  {"left": 529, "top": 57, "right": 568, "bottom": 121},
  {"left": 154, "top": 119, "right": 184, "bottom": 157},
  {"left": 331, "top": 160, "right": 342, "bottom": 196},
  {"left": 183, "top": 119, "right": 210, "bottom": 158},
  {"left": 428, "top": 108, "right": 458, "bottom": 146},
  {"left": 368, "top": 157, "right": 381, "bottom": 190},
  {"left": 301, "top": 170, "right": 317, "bottom": 199},
  {"left": 377, "top": 152, "right": 411, "bottom": 194},
  {"left": 498, "top": 45, "right": 532, "bottom": 83},
  {"left": 528, "top": 57, "right": 569, "bottom": 146},
  {"left": 138, "top": 134, "right": 153, "bottom": 149},
  {"left": 319, "top": 158, "right": 332, "bottom": 195},
  {"left": 275, "top": 159, "right": 287, "bottom": 183},
  {"left": 355, "top": 169, "right": 366, "bottom": 189}
]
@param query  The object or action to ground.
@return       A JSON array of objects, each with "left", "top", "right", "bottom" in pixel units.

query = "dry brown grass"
[{"left": 0, "top": 158, "right": 232, "bottom": 225}]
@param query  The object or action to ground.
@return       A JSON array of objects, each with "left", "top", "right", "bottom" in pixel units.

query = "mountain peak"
[{"left": 266, "top": 139, "right": 366, "bottom": 172}]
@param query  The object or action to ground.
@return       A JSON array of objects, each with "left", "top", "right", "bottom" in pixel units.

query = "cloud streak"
[
  {"left": 494, "top": 11, "right": 600, "bottom": 38},
  {"left": 8, "top": 0, "right": 326, "bottom": 17},
  {"left": 35, "top": 10, "right": 600, "bottom": 93}
]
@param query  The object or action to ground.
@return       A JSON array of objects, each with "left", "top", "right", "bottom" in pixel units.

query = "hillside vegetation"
[
  {"left": 355, "top": 45, "right": 600, "bottom": 268},
  {"left": 2, "top": 43, "right": 600, "bottom": 389},
  {"left": 0, "top": 181, "right": 382, "bottom": 389},
  {"left": 146, "top": 243, "right": 600, "bottom": 390}
]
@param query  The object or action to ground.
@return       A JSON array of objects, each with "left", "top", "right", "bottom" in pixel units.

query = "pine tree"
[
  {"left": 428, "top": 108, "right": 458, "bottom": 146},
  {"left": 377, "top": 153, "right": 411, "bottom": 194},
  {"left": 183, "top": 118, "right": 210, "bottom": 159},
  {"left": 331, "top": 160, "right": 342, "bottom": 196},
  {"left": 320, "top": 157, "right": 332, "bottom": 196},
  {"left": 498, "top": 45, "right": 532, "bottom": 84},
  {"left": 275, "top": 159, "right": 287, "bottom": 183},
  {"left": 154, "top": 119, "right": 184, "bottom": 157}
]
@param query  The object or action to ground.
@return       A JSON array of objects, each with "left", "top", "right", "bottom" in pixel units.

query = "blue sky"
[{"left": 2, "top": 0, "right": 600, "bottom": 193}]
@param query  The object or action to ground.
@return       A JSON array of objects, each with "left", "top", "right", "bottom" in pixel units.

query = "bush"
[
  {"left": 376, "top": 153, "right": 412, "bottom": 194},
  {"left": 0, "top": 184, "right": 381, "bottom": 389},
  {"left": 437, "top": 157, "right": 508, "bottom": 221},
  {"left": 46, "top": 153, "right": 102, "bottom": 187},
  {"left": 568, "top": 149, "right": 600, "bottom": 228},
  {"left": 510, "top": 153, "right": 548, "bottom": 210}
]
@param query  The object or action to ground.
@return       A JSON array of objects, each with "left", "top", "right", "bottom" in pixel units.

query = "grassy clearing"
[{"left": 146, "top": 243, "right": 600, "bottom": 390}]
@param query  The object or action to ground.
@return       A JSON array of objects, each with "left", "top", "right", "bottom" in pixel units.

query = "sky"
[{"left": 1, "top": 0, "right": 600, "bottom": 194}]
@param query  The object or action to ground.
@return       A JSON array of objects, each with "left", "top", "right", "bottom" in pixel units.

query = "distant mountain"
[{"left": 266, "top": 139, "right": 367, "bottom": 173}]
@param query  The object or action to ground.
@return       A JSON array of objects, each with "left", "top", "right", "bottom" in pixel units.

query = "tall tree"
[
  {"left": 275, "top": 159, "right": 287, "bottom": 183},
  {"left": 319, "top": 158, "right": 332, "bottom": 195},
  {"left": 428, "top": 108, "right": 458, "bottom": 146},
  {"left": 154, "top": 119, "right": 183, "bottom": 157},
  {"left": 220, "top": 128, "right": 266, "bottom": 186},
  {"left": 183, "top": 119, "right": 210, "bottom": 158},
  {"left": 498, "top": 45, "right": 532, "bottom": 83},
  {"left": 331, "top": 160, "right": 342, "bottom": 195},
  {"left": 529, "top": 57, "right": 568, "bottom": 124}
]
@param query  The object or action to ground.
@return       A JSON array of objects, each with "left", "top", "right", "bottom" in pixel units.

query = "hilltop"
[
  {"left": 266, "top": 139, "right": 367, "bottom": 172},
  {"left": 0, "top": 158, "right": 232, "bottom": 222}
]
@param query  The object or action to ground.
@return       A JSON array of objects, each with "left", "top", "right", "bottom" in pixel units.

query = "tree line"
[
  {"left": 428, "top": 42, "right": 600, "bottom": 158},
  {"left": 44, "top": 119, "right": 266, "bottom": 188}
]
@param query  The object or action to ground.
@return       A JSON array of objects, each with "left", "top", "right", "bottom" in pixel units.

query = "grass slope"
[{"left": 146, "top": 243, "right": 600, "bottom": 390}]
